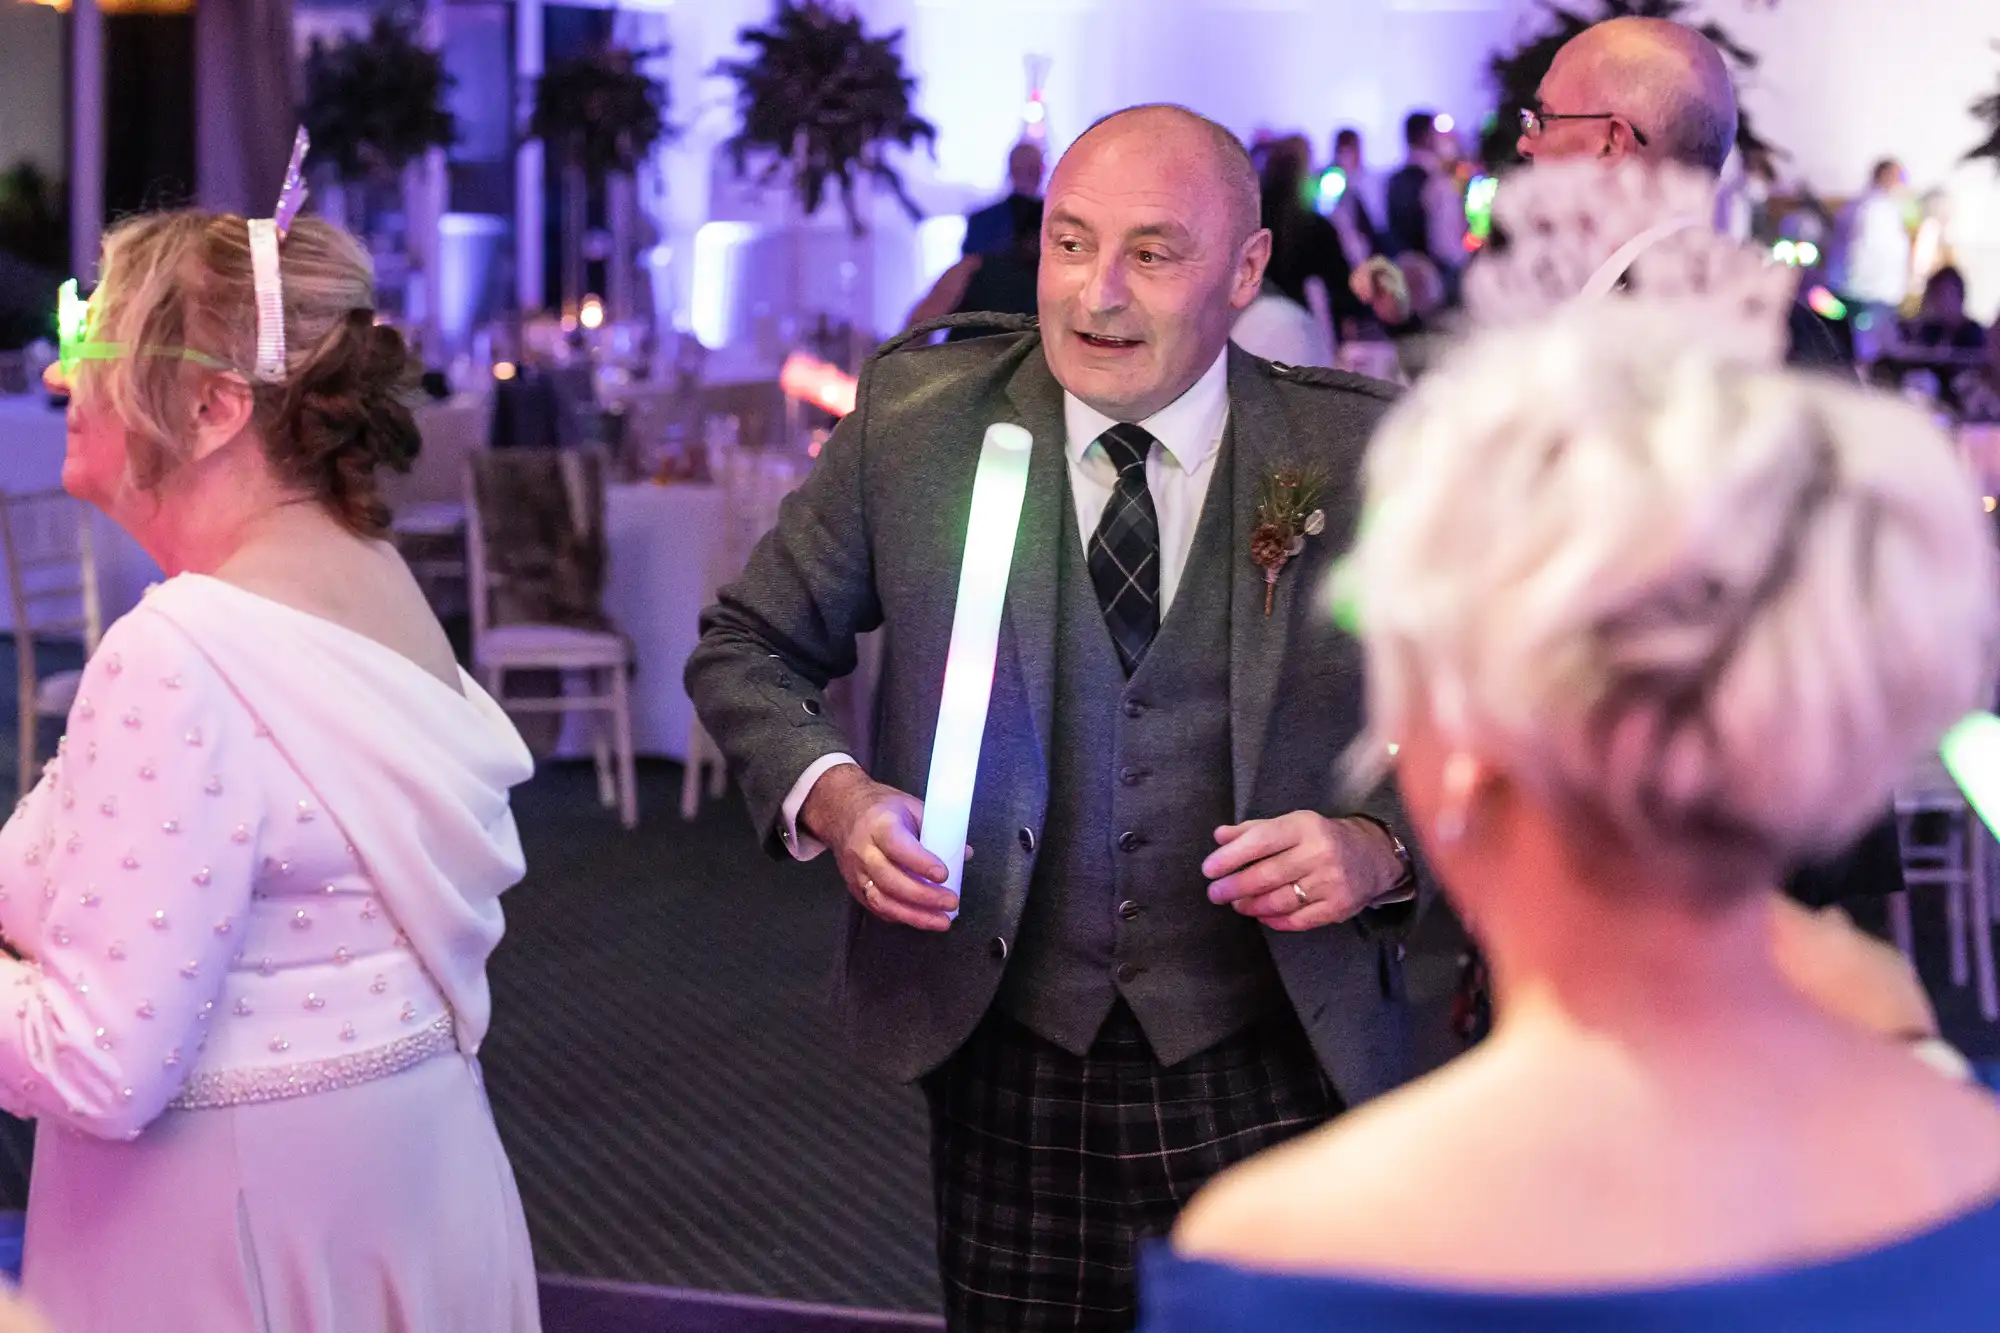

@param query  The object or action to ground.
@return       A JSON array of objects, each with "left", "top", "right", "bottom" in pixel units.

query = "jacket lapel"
[
  {"left": 1227, "top": 346, "right": 1293, "bottom": 820},
  {"left": 1001, "top": 347, "right": 1068, "bottom": 774}
]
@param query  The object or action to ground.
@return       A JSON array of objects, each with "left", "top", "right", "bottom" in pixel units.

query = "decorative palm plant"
[
  {"left": 530, "top": 46, "right": 673, "bottom": 182},
  {"left": 530, "top": 46, "right": 675, "bottom": 312},
  {"left": 1970, "top": 47, "right": 2000, "bottom": 168},
  {"left": 1484, "top": 0, "right": 1776, "bottom": 172},
  {"left": 716, "top": 0, "right": 937, "bottom": 234},
  {"left": 299, "top": 15, "right": 456, "bottom": 328},
  {"left": 300, "top": 14, "right": 457, "bottom": 183}
]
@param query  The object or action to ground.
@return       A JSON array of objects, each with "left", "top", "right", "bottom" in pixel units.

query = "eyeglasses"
[
  {"left": 56, "top": 279, "right": 232, "bottom": 378},
  {"left": 1518, "top": 106, "right": 1650, "bottom": 149}
]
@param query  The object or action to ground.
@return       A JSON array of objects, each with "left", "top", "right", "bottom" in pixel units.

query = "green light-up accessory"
[
  {"left": 1465, "top": 175, "right": 1499, "bottom": 244},
  {"left": 1941, "top": 712, "right": 2000, "bottom": 837},
  {"left": 56, "top": 279, "right": 231, "bottom": 378},
  {"left": 1315, "top": 167, "right": 1348, "bottom": 215},
  {"left": 1328, "top": 504, "right": 1376, "bottom": 636}
]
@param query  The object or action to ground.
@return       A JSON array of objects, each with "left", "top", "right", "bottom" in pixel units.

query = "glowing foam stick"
[
  {"left": 921, "top": 423, "right": 1035, "bottom": 916},
  {"left": 1942, "top": 712, "right": 2000, "bottom": 837},
  {"left": 780, "top": 352, "right": 859, "bottom": 418}
]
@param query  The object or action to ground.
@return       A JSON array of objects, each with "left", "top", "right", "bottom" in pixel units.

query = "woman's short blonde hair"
[
  {"left": 1350, "top": 303, "right": 1998, "bottom": 873},
  {"left": 72, "top": 211, "right": 418, "bottom": 535}
]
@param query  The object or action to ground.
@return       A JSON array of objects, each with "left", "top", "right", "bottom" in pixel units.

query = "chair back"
[
  {"left": 0, "top": 488, "right": 102, "bottom": 657},
  {"left": 464, "top": 448, "right": 611, "bottom": 642},
  {"left": 701, "top": 381, "right": 788, "bottom": 451}
]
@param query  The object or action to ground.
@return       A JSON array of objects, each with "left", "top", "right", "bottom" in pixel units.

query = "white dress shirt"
[
  {"left": 1844, "top": 190, "right": 1913, "bottom": 307},
  {"left": 781, "top": 349, "right": 1232, "bottom": 859}
]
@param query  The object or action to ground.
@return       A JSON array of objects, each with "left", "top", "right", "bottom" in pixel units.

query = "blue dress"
[{"left": 1138, "top": 1196, "right": 2000, "bottom": 1332}]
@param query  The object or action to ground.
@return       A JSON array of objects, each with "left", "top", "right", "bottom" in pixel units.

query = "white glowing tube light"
[{"left": 921, "top": 423, "right": 1035, "bottom": 916}]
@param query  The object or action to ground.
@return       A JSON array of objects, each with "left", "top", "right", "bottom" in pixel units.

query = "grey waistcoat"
[{"left": 996, "top": 449, "right": 1287, "bottom": 1065}]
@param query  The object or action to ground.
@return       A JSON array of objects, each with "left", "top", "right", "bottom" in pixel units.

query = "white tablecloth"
[
  {"left": 553, "top": 481, "right": 725, "bottom": 761},
  {"left": 0, "top": 395, "right": 164, "bottom": 635}
]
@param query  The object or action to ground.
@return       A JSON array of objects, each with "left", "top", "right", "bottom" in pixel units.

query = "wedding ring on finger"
[
  {"left": 1291, "top": 883, "right": 1311, "bottom": 909},
  {"left": 861, "top": 876, "right": 880, "bottom": 905}
]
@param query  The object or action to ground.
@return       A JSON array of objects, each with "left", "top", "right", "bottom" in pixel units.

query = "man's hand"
[
  {"left": 1202, "top": 812, "right": 1403, "bottom": 932},
  {"left": 800, "top": 763, "right": 958, "bottom": 931}
]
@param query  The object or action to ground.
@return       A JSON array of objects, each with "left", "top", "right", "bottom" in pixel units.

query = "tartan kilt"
[{"left": 922, "top": 1000, "right": 1339, "bottom": 1333}]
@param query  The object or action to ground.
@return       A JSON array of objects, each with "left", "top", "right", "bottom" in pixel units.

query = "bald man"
[
  {"left": 1516, "top": 16, "right": 1850, "bottom": 369},
  {"left": 689, "top": 104, "right": 1422, "bottom": 1330},
  {"left": 1514, "top": 19, "right": 1901, "bottom": 911},
  {"left": 1519, "top": 16, "right": 1738, "bottom": 174}
]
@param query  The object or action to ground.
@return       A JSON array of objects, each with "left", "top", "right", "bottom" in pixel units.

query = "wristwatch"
[{"left": 1348, "top": 813, "right": 1415, "bottom": 899}]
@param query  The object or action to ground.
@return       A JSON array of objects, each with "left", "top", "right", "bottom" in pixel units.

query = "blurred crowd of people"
[
  {"left": 916, "top": 101, "right": 2000, "bottom": 427},
  {"left": 1829, "top": 157, "right": 1998, "bottom": 421}
]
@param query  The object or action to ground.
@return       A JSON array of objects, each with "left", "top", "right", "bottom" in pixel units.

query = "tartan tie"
[{"left": 1088, "top": 423, "right": 1162, "bottom": 675}]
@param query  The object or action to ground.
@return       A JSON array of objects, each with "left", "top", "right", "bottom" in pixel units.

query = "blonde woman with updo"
[
  {"left": 2, "top": 208, "right": 540, "bottom": 1329},
  {"left": 1142, "top": 301, "right": 2000, "bottom": 1329}
]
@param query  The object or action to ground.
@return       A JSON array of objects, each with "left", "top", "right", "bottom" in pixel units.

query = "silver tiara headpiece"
[{"left": 247, "top": 128, "right": 311, "bottom": 382}]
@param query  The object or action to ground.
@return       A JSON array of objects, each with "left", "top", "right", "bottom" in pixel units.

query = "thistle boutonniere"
[{"left": 1250, "top": 465, "right": 1327, "bottom": 616}]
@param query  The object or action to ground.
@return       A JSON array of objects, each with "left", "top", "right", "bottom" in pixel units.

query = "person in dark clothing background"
[
  {"left": 1258, "top": 135, "right": 1370, "bottom": 342},
  {"left": 906, "top": 188, "right": 1041, "bottom": 337},
  {"left": 962, "top": 141, "right": 1044, "bottom": 258},
  {"left": 1326, "top": 128, "right": 1380, "bottom": 262},
  {"left": 1385, "top": 113, "right": 1436, "bottom": 262}
]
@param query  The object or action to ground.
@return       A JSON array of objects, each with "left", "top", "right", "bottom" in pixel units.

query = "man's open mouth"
[{"left": 1076, "top": 332, "right": 1143, "bottom": 350}]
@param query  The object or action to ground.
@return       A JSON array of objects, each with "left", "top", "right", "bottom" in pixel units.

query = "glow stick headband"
[
  {"left": 54, "top": 130, "right": 311, "bottom": 385},
  {"left": 249, "top": 128, "right": 312, "bottom": 382},
  {"left": 57, "top": 278, "right": 230, "bottom": 376}
]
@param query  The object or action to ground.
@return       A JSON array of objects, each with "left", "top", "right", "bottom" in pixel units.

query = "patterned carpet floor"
[{"left": 482, "top": 760, "right": 941, "bottom": 1311}]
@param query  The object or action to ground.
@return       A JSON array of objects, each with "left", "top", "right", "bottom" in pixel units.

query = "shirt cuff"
[
  {"left": 780, "top": 753, "right": 858, "bottom": 862},
  {"left": 1910, "top": 1036, "right": 1976, "bottom": 1083}
]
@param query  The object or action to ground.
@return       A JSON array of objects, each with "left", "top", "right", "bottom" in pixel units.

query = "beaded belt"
[{"left": 166, "top": 1014, "right": 458, "bottom": 1111}]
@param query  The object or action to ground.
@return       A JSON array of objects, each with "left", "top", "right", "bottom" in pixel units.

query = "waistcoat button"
[
  {"left": 802, "top": 698, "right": 822, "bottom": 716},
  {"left": 1117, "top": 899, "right": 1142, "bottom": 921},
  {"left": 1119, "top": 766, "right": 1146, "bottom": 787},
  {"left": 990, "top": 937, "right": 1009, "bottom": 961},
  {"left": 1115, "top": 962, "right": 1143, "bottom": 984},
  {"left": 1018, "top": 827, "right": 1037, "bottom": 854},
  {"left": 1122, "top": 700, "right": 1146, "bottom": 719},
  {"left": 1117, "top": 830, "right": 1144, "bottom": 853}
]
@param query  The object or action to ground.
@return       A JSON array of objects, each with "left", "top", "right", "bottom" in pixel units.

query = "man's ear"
[
  {"left": 1233, "top": 227, "right": 1274, "bottom": 312},
  {"left": 185, "top": 373, "right": 256, "bottom": 465},
  {"left": 1604, "top": 118, "right": 1642, "bottom": 162}
]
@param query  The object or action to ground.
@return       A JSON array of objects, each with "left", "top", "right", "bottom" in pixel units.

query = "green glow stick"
[
  {"left": 57, "top": 279, "right": 88, "bottom": 372},
  {"left": 1942, "top": 712, "right": 2000, "bottom": 837},
  {"left": 55, "top": 276, "right": 229, "bottom": 376}
]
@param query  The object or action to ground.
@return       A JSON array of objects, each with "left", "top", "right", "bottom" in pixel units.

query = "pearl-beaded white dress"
[{"left": 0, "top": 575, "right": 540, "bottom": 1331}]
